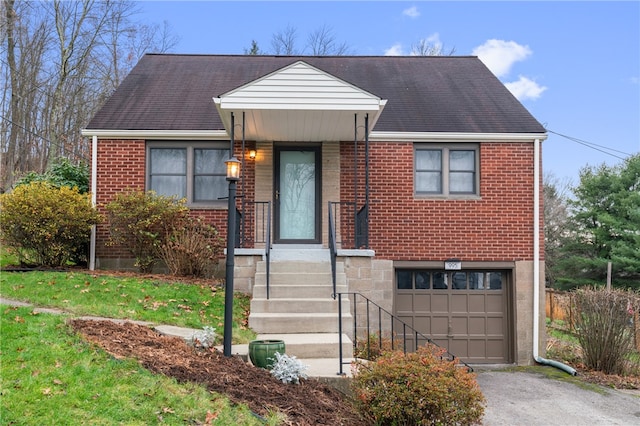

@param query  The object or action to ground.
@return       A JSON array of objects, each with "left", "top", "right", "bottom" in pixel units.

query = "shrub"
[
  {"left": 354, "top": 332, "right": 396, "bottom": 361},
  {"left": 269, "top": 352, "right": 309, "bottom": 384},
  {"left": 351, "top": 346, "right": 485, "bottom": 425},
  {"left": 105, "top": 190, "right": 188, "bottom": 273},
  {"left": 158, "top": 217, "right": 224, "bottom": 278},
  {"left": 0, "top": 182, "right": 101, "bottom": 267},
  {"left": 190, "top": 326, "right": 218, "bottom": 349},
  {"left": 572, "top": 287, "right": 637, "bottom": 375},
  {"left": 16, "top": 158, "right": 89, "bottom": 194}
]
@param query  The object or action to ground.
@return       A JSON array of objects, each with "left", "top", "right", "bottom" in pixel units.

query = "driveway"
[{"left": 477, "top": 369, "right": 640, "bottom": 425}]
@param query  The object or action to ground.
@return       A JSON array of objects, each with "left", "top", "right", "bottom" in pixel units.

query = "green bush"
[
  {"left": 572, "top": 287, "right": 638, "bottom": 375},
  {"left": 16, "top": 157, "right": 89, "bottom": 194},
  {"left": 158, "top": 217, "right": 224, "bottom": 278},
  {"left": 105, "top": 190, "right": 188, "bottom": 273},
  {"left": 351, "top": 346, "right": 485, "bottom": 426},
  {"left": 0, "top": 182, "right": 101, "bottom": 267}
]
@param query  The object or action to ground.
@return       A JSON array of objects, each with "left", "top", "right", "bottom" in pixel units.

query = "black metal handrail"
[
  {"left": 328, "top": 202, "right": 338, "bottom": 299},
  {"left": 238, "top": 201, "right": 272, "bottom": 298},
  {"left": 336, "top": 292, "right": 473, "bottom": 375}
]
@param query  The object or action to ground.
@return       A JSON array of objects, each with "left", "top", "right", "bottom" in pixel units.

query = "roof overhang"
[
  {"left": 213, "top": 61, "right": 387, "bottom": 142},
  {"left": 369, "top": 131, "right": 549, "bottom": 143},
  {"left": 80, "top": 129, "right": 229, "bottom": 140}
]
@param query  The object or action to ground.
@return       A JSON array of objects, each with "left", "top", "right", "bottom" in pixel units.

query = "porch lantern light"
[
  {"left": 223, "top": 156, "right": 240, "bottom": 357},
  {"left": 248, "top": 149, "right": 257, "bottom": 160},
  {"left": 225, "top": 157, "right": 240, "bottom": 181}
]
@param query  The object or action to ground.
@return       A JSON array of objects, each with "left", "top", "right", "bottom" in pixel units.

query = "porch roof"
[
  {"left": 213, "top": 61, "right": 387, "bottom": 141},
  {"left": 84, "top": 54, "right": 546, "bottom": 138}
]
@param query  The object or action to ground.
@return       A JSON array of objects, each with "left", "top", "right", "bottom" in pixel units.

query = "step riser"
[
  {"left": 257, "top": 261, "right": 342, "bottom": 274},
  {"left": 278, "top": 342, "right": 353, "bottom": 359},
  {"left": 252, "top": 286, "right": 345, "bottom": 299},
  {"left": 251, "top": 299, "right": 350, "bottom": 314},
  {"left": 249, "top": 316, "right": 352, "bottom": 334},
  {"left": 255, "top": 273, "right": 335, "bottom": 286}
]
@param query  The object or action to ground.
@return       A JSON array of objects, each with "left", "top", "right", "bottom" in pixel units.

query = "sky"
[{"left": 138, "top": 1, "right": 640, "bottom": 187}]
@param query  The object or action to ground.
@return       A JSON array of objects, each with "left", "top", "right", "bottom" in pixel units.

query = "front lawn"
[
  {"left": 0, "top": 270, "right": 255, "bottom": 344},
  {"left": 0, "top": 306, "right": 274, "bottom": 425}
]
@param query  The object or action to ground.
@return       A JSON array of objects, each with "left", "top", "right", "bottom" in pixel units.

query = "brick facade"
[{"left": 340, "top": 141, "right": 543, "bottom": 261}]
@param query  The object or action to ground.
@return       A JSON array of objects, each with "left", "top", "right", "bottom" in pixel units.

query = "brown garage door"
[{"left": 395, "top": 270, "right": 509, "bottom": 363}]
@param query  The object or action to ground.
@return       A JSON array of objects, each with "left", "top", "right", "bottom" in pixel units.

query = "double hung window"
[
  {"left": 147, "top": 142, "right": 229, "bottom": 206},
  {"left": 415, "top": 145, "right": 478, "bottom": 196}
]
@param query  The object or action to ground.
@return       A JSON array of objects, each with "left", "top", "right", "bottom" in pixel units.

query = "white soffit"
[{"left": 214, "top": 61, "right": 387, "bottom": 141}]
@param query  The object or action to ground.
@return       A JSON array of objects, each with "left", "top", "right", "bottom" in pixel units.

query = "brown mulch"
[{"left": 70, "top": 319, "right": 368, "bottom": 426}]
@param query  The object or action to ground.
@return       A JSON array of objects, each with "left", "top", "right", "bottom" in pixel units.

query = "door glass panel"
[
  {"left": 397, "top": 270, "right": 412, "bottom": 289},
  {"left": 280, "top": 151, "right": 316, "bottom": 240}
]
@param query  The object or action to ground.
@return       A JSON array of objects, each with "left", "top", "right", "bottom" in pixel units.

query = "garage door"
[{"left": 395, "top": 270, "right": 509, "bottom": 363}]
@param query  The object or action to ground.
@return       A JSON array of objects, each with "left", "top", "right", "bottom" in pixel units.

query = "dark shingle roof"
[{"left": 86, "top": 54, "right": 545, "bottom": 134}]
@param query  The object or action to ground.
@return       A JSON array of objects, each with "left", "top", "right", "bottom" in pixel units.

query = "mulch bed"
[{"left": 70, "top": 319, "right": 368, "bottom": 426}]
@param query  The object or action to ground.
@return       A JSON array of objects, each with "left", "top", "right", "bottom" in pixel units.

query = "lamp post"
[{"left": 223, "top": 157, "right": 240, "bottom": 357}]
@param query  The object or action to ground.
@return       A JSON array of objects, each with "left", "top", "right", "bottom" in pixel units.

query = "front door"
[{"left": 274, "top": 146, "right": 321, "bottom": 244}]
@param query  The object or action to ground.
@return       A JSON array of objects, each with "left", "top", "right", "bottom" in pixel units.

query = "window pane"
[
  {"left": 150, "top": 175, "right": 186, "bottom": 198},
  {"left": 433, "top": 272, "right": 447, "bottom": 289},
  {"left": 488, "top": 272, "right": 503, "bottom": 290},
  {"left": 469, "top": 272, "right": 485, "bottom": 289},
  {"left": 151, "top": 149, "right": 186, "bottom": 174},
  {"left": 452, "top": 272, "right": 467, "bottom": 289},
  {"left": 194, "top": 176, "right": 227, "bottom": 201},
  {"left": 397, "top": 270, "right": 412, "bottom": 289},
  {"left": 416, "top": 150, "right": 442, "bottom": 170},
  {"left": 195, "top": 149, "right": 228, "bottom": 174},
  {"left": 416, "top": 171, "right": 442, "bottom": 193},
  {"left": 450, "top": 172, "right": 475, "bottom": 193},
  {"left": 415, "top": 271, "right": 430, "bottom": 289},
  {"left": 450, "top": 150, "right": 475, "bottom": 171}
]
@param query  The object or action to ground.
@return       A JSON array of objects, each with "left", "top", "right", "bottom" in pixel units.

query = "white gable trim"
[{"left": 215, "top": 61, "right": 384, "bottom": 111}]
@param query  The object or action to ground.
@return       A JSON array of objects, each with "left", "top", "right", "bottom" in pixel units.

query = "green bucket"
[{"left": 248, "top": 339, "right": 285, "bottom": 369}]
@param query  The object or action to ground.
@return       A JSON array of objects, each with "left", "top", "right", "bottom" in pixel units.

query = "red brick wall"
[
  {"left": 341, "top": 141, "right": 543, "bottom": 261},
  {"left": 93, "top": 140, "right": 253, "bottom": 260}
]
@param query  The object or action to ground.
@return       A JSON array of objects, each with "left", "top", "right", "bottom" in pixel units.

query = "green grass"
[
  {"left": 0, "top": 270, "right": 256, "bottom": 344},
  {"left": 0, "top": 306, "right": 275, "bottom": 425}
]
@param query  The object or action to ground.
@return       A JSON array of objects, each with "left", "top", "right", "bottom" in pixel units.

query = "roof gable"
[{"left": 217, "top": 60, "right": 384, "bottom": 111}]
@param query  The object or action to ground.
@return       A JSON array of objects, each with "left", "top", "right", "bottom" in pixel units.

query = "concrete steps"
[{"left": 248, "top": 249, "right": 353, "bottom": 359}]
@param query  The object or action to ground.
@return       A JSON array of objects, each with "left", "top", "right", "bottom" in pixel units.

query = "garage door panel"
[
  {"left": 431, "top": 294, "right": 449, "bottom": 312},
  {"left": 487, "top": 316, "right": 504, "bottom": 334},
  {"left": 486, "top": 294, "right": 504, "bottom": 312},
  {"left": 431, "top": 316, "right": 448, "bottom": 334},
  {"left": 396, "top": 294, "right": 413, "bottom": 313},
  {"left": 468, "top": 294, "right": 486, "bottom": 312},
  {"left": 414, "top": 294, "right": 430, "bottom": 312},
  {"left": 451, "top": 316, "right": 468, "bottom": 334},
  {"left": 487, "top": 339, "right": 505, "bottom": 358},
  {"left": 451, "top": 294, "right": 468, "bottom": 312},
  {"left": 469, "top": 317, "right": 486, "bottom": 334},
  {"left": 413, "top": 316, "right": 431, "bottom": 332},
  {"left": 449, "top": 339, "right": 469, "bottom": 357},
  {"left": 468, "top": 340, "right": 486, "bottom": 358}
]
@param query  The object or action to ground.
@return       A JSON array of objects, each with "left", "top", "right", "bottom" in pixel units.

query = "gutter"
[{"left": 532, "top": 137, "right": 576, "bottom": 376}]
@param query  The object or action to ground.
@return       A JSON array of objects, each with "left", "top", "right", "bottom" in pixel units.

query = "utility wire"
[
  {"left": 0, "top": 114, "right": 90, "bottom": 163},
  {"left": 546, "top": 129, "right": 632, "bottom": 161}
]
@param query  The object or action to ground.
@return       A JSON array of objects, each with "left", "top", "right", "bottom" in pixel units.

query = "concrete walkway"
[{"left": 0, "top": 298, "right": 351, "bottom": 379}]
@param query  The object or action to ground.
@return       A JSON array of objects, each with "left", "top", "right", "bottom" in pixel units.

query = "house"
[{"left": 82, "top": 54, "right": 547, "bottom": 366}]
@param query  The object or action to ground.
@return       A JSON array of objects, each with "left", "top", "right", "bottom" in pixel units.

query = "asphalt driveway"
[{"left": 477, "top": 369, "right": 640, "bottom": 425}]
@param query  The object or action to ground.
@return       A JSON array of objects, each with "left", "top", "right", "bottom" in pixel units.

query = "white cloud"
[
  {"left": 505, "top": 76, "right": 547, "bottom": 101},
  {"left": 472, "top": 39, "right": 532, "bottom": 78},
  {"left": 403, "top": 6, "right": 420, "bottom": 18},
  {"left": 384, "top": 43, "right": 404, "bottom": 56}
]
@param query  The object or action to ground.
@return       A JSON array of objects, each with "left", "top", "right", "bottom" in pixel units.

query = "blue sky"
[{"left": 139, "top": 1, "right": 640, "bottom": 186}]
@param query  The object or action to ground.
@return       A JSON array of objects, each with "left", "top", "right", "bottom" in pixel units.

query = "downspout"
[
  {"left": 89, "top": 135, "right": 98, "bottom": 271},
  {"left": 532, "top": 137, "right": 577, "bottom": 375}
]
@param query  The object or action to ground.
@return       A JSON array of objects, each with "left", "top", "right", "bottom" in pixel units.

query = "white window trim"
[
  {"left": 146, "top": 141, "right": 230, "bottom": 208},
  {"left": 414, "top": 143, "right": 480, "bottom": 199}
]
